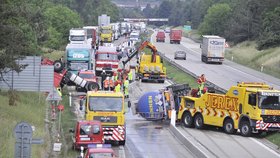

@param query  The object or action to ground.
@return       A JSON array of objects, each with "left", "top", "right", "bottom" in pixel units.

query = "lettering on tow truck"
[
  {"left": 205, "top": 94, "right": 239, "bottom": 112},
  {"left": 95, "top": 112, "right": 115, "bottom": 116}
]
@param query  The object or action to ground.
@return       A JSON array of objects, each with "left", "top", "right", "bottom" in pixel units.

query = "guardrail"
[{"left": 159, "top": 52, "right": 227, "bottom": 94}]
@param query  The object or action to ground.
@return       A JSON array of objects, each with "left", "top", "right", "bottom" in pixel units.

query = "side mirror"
[
  {"left": 79, "top": 99, "right": 84, "bottom": 110},
  {"left": 248, "top": 93, "right": 256, "bottom": 106},
  {"left": 69, "top": 128, "right": 74, "bottom": 133},
  {"left": 128, "top": 101, "right": 131, "bottom": 108}
]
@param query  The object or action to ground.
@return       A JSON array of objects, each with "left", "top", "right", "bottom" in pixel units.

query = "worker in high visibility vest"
[
  {"left": 128, "top": 69, "right": 133, "bottom": 83},
  {"left": 123, "top": 78, "right": 129, "bottom": 98},
  {"left": 57, "top": 87, "right": 62, "bottom": 97},
  {"left": 197, "top": 74, "right": 206, "bottom": 97},
  {"left": 115, "top": 83, "right": 121, "bottom": 92}
]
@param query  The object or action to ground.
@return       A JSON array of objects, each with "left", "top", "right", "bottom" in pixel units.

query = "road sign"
[
  {"left": 46, "top": 87, "right": 62, "bottom": 101},
  {"left": 14, "top": 122, "right": 33, "bottom": 158}
]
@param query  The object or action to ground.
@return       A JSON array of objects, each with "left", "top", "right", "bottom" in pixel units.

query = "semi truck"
[
  {"left": 82, "top": 91, "right": 127, "bottom": 145},
  {"left": 65, "top": 43, "right": 93, "bottom": 74},
  {"left": 201, "top": 35, "right": 225, "bottom": 64},
  {"left": 100, "top": 25, "right": 113, "bottom": 43},
  {"left": 69, "top": 28, "right": 87, "bottom": 44},
  {"left": 95, "top": 46, "right": 119, "bottom": 76},
  {"left": 98, "top": 14, "right": 110, "bottom": 27},
  {"left": 156, "top": 31, "right": 165, "bottom": 42},
  {"left": 83, "top": 26, "right": 98, "bottom": 49},
  {"left": 169, "top": 29, "right": 182, "bottom": 44},
  {"left": 136, "top": 82, "right": 280, "bottom": 137}
]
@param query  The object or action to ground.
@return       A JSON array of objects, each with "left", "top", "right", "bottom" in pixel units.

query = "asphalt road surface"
[
  {"left": 124, "top": 80, "right": 196, "bottom": 158},
  {"left": 152, "top": 32, "right": 280, "bottom": 90},
  {"left": 151, "top": 31, "right": 280, "bottom": 158}
]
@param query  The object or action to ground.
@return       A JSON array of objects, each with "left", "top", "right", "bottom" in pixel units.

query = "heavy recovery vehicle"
[
  {"left": 136, "top": 82, "right": 280, "bottom": 137},
  {"left": 122, "top": 41, "right": 166, "bottom": 83}
]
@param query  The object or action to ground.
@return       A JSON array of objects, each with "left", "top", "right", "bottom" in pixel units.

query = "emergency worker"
[
  {"left": 115, "top": 83, "right": 121, "bottom": 92},
  {"left": 123, "top": 78, "right": 129, "bottom": 98},
  {"left": 100, "top": 70, "right": 107, "bottom": 90},
  {"left": 197, "top": 74, "right": 206, "bottom": 96},
  {"left": 128, "top": 69, "right": 133, "bottom": 83},
  {"left": 103, "top": 77, "right": 110, "bottom": 91}
]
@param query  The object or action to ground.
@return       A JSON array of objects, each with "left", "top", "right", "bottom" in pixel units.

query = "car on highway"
[
  {"left": 174, "top": 50, "right": 186, "bottom": 60},
  {"left": 83, "top": 144, "right": 116, "bottom": 158},
  {"left": 164, "top": 27, "right": 171, "bottom": 33}
]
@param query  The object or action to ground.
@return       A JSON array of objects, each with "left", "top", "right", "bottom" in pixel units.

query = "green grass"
[
  {"left": 58, "top": 89, "right": 79, "bottom": 157},
  {"left": 163, "top": 60, "right": 197, "bottom": 88},
  {"left": 0, "top": 91, "right": 48, "bottom": 158},
  {"left": 225, "top": 41, "right": 280, "bottom": 78},
  {"left": 42, "top": 47, "right": 64, "bottom": 61},
  {"left": 266, "top": 132, "right": 280, "bottom": 147}
]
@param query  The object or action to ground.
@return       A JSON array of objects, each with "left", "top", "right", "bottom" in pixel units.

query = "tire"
[
  {"left": 194, "top": 114, "right": 204, "bottom": 129},
  {"left": 182, "top": 112, "right": 193, "bottom": 128},
  {"left": 178, "top": 41, "right": 180, "bottom": 44},
  {"left": 119, "top": 140, "right": 125, "bottom": 145},
  {"left": 240, "top": 121, "right": 252, "bottom": 137},
  {"left": 53, "top": 60, "right": 64, "bottom": 72},
  {"left": 184, "top": 57, "right": 186, "bottom": 60},
  {"left": 158, "top": 80, "right": 165, "bottom": 83},
  {"left": 86, "top": 82, "right": 99, "bottom": 91},
  {"left": 223, "top": 119, "right": 236, "bottom": 134}
]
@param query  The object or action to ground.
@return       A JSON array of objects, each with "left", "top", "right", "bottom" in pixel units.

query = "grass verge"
[
  {"left": 0, "top": 91, "right": 48, "bottom": 158},
  {"left": 225, "top": 41, "right": 280, "bottom": 79}
]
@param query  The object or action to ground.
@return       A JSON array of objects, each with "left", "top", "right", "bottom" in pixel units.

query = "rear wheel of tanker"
[
  {"left": 53, "top": 60, "right": 64, "bottom": 72},
  {"left": 223, "top": 119, "right": 236, "bottom": 134},
  {"left": 182, "top": 112, "right": 193, "bottom": 128},
  {"left": 194, "top": 114, "right": 204, "bottom": 129},
  {"left": 240, "top": 121, "right": 252, "bottom": 137},
  {"left": 119, "top": 140, "right": 126, "bottom": 145},
  {"left": 86, "top": 82, "right": 99, "bottom": 91}
]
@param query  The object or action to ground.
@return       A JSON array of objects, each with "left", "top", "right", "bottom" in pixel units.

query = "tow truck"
[
  {"left": 122, "top": 41, "right": 166, "bottom": 83},
  {"left": 136, "top": 82, "right": 280, "bottom": 137}
]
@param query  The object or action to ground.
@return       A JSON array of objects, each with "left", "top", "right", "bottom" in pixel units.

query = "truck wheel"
[
  {"left": 182, "top": 112, "right": 193, "bottom": 128},
  {"left": 178, "top": 41, "right": 180, "bottom": 44},
  {"left": 119, "top": 140, "right": 126, "bottom": 145},
  {"left": 53, "top": 60, "right": 64, "bottom": 72},
  {"left": 194, "top": 114, "right": 204, "bottom": 129},
  {"left": 240, "top": 121, "right": 252, "bottom": 137},
  {"left": 86, "top": 82, "right": 99, "bottom": 91},
  {"left": 158, "top": 80, "right": 165, "bottom": 83},
  {"left": 223, "top": 119, "right": 236, "bottom": 134}
]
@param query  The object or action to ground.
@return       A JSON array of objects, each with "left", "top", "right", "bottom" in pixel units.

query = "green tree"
[
  {"left": 257, "top": 7, "right": 280, "bottom": 50},
  {"left": 43, "top": 4, "right": 82, "bottom": 49},
  {"left": 198, "top": 3, "right": 231, "bottom": 36}
]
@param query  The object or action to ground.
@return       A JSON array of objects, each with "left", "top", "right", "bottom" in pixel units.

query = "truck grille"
[
  {"left": 94, "top": 116, "right": 117, "bottom": 123},
  {"left": 261, "top": 115, "right": 280, "bottom": 123}
]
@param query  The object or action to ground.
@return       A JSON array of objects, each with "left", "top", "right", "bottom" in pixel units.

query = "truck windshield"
[
  {"left": 259, "top": 95, "right": 280, "bottom": 110},
  {"left": 96, "top": 53, "right": 118, "bottom": 61},
  {"left": 89, "top": 97, "right": 123, "bottom": 112},
  {"left": 68, "top": 62, "right": 88, "bottom": 71},
  {"left": 101, "top": 29, "right": 112, "bottom": 34},
  {"left": 70, "top": 35, "right": 85, "bottom": 41}
]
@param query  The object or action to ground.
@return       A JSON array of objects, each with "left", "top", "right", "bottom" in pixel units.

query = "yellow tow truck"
[
  {"left": 100, "top": 25, "right": 113, "bottom": 43},
  {"left": 178, "top": 82, "right": 280, "bottom": 136}
]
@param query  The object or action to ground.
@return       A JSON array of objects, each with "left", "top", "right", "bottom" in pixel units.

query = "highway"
[
  {"left": 152, "top": 32, "right": 280, "bottom": 90},
  {"left": 125, "top": 81, "right": 196, "bottom": 158},
  {"left": 151, "top": 31, "right": 280, "bottom": 158}
]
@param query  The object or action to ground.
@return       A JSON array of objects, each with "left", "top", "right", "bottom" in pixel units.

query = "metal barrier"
[{"left": 158, "top": 52, "right": 227, "bottom": 94}]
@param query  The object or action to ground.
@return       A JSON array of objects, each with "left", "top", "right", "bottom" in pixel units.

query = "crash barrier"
[
  {"left": 169, "top": 125, "right": 216, "bottom": 158},
  {"left": 158, "top": 52, "right": 226, "bottom": 94}
]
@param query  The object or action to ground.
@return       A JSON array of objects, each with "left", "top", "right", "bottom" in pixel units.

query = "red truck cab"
[
  {"left": 78, "top": 70, "right": 97, "bottom": 83},
  {"left": 95, "top": 46, "right": 119, "bottom": 76},
  {"left": 170, "top": 29, "right": 182, "bottom": 44},
  {"left": 83, "top": 144, "right": 116, "bottom": 158},
  {"left": 72, "top": 120, "right": 104, "bottom": 150},
  {"left": 156, "top": 31, "right": 165, "bottom": 42}
]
